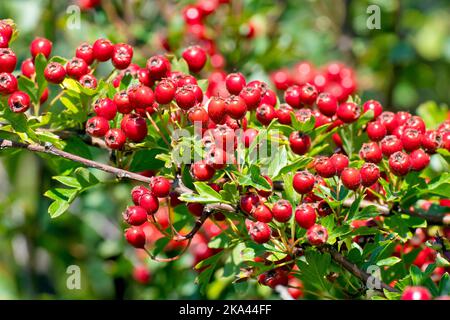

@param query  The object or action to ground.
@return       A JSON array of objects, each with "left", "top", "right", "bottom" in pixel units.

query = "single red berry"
[
  {"left": 139, "top": 193, "right": 159, "bottom": 214},
  {"left": 284, "top": 85, "right": 301, "bottom": 108},
  {"left": 410, "top": 149, "right": 430, "bottom": 171},
  {"left": 317, "top": 200, "right": 332, "bottom": 217},
  {"left": 65, "top": 57, "right": 89, "bottom": 80},
  {"left": 124, "top": 227, "right": 146, "bottom": 248},
  {"left": 256, "top": 103, "right": 276, "bottom": 126},
  {"left": 187, "top": 203, "right": 205, "bottom": 217},
  {"left": 337, "top": 102, "right": 360, "bottom": 123},
  {"left": 438, "top": 120, "right": 450, "bottom": 133},
  {"left": 395, "top": 111, "right": 411, "bottom": 126},
  {"left": 182, "top": 45, "right": 207, "bottom": 73},
  {"left": 175, "top": 73, "right": 197, "bottom": 87},
  {"left": 314, "top": 156, "right": 336, "bottom": 178},
  {"left": 0, "top": 48, "right": 16, "bottom": 73},
  {"left": 137, "top": 68, "right": 153, "bottom": 86},
  {"left": 0, "top": 72, "right": 17, "bottom": 95},
  {"left": 188, "top": 105, "right": 209, "bottom": 127},
  {"left": 391, "top": 124, "right": 405, "bottom": 139},
  {"left": 377, "top": 111, "right": 398, "bottom": 134},
  {"left": 8, "top": 91, "right": 30, "bottom": 113},
  {"left": 381, "top": 135, "right": 403, "bottom": 157},
  {"left": 146, "top": 55, "right": 170, "bottom": 80},
  {"left": 367, "top": 121, "right": 387, "bottom": 142},
  {"left": 121, "top": 113, "right": 148, "bottom": 142},
  {"left": 272, "top": 199, "right": 292, "bottom": 223},
  {"left": 249, "top": 221, "right": 271, "bottom": 244},
  {"left": 421, "top": 130, "right": 440, "bottom": 153},
  {"left": 401, "top": 286, "right": 432, "bottom": 300},
  {"left": 92, "top": 38, "right": 113, "bottom": 62},
  {"left": 242, "top": 128, "right": 258, "bottom": 148},
  {"left": 114, "top": 91, "right": 133, "bottom": 114},
  {"left": 253, "top": 204, "right": 273, "bottom": 223},
  {"left": 401, "top": 128, "right": 422, "bottom": 152},
  {"left": 307, "top": 224, "right": 328, "bottom": 246},
  {"left": 30, "top": 37, "right": 52, "bottom": 58},
  {"left": 175, "top": 86, "right": 196, "bottom": 110},
  {"left": 75, "top": 42, "right": 94, "bottom": 65},
  {"left": 206, "top": 146, "right": 229, "bottom": 169},
  {"left": 40, "top": 87, "right": 49, "bottom": 104},
  {"left": 154, "top": 79, "right": 176, "bottom": 105},
  {"left": 295, "top": 204, "right": 316, "bottom": 229},
  {"left": 225, "top": 95, "right": 247, "bottom": 120},
  {"left": 131, "top": 185, "right": 150, "bottom": 205},
  {"left": 341, "top": 168, "right": 361, "bottom": 190},
  {"left": 360, "top": 163, "right": 380, "bottom": 187},
  {"left": 21, "top": 58, "right": 35, "bottom": 78},
  {"left": 210, "top": 124, "right": 237, "bottom": 151},
  {"left": 330, "top": 153, "right": 349, "bottom": 175},
  {"left": 316, "top": 92, "right": 338, "bottom": 117},
  {"left": 258, "top": 268, "right": 289, "bottom": 288},
  {"left": 299, "top": 83, "right": 318, "bottom": 105},
  {"left": 389, "top": 151, "right": 411, "bottom": 176},
  {"left": 149, "top": 176, "right": 171, "bottom": 198},
  {"left": 208, "top": 96, "right": 226, "bottom": 124},
  {"left": 112, "top": 43, "right": 133, "bottom": 70},
  {"left": 128, "top": 85, "right": 155, "bottom": 109},
  {"left": 79, "top": 73, "right": 97, "bottom": 89},
  {"left": 293, "top": 171, "right": 315, "bottom": 194},
  {"left": 225, "top": 72, "right": 246, "bottom": 95},
  {"left": 105, "top": 128, "right": 126, "bottom": 149},
  {"left": 239, "top": 86, "right": 261, "bottom": 110},
  {"left": 44, "top": 62, "right": 66, "bottom": 83},
  {"left": 85, "top": 116, "right": 110, "bottom": 137},
  {"left": 93, "top": 98, "right": 117, "bottom": 120},
  {"left": 191, "top": 160, "right": 215, "bottom": 181},
  {"left": 0, "top": 21, "right": 13, "bottom": 43},
  {"left": 359, "top": 142, "right": 382, "bottom": 163},
  {"left": 133, "top": 265, "right": 151, "bottom": 284},
  {"left": 123, "top": 206, "right": 148, "bottom": 226},
  {"left": 405, "top": 116, "right": 426, "bottom": 134},
  {"left": 289, "top": 131, "right": 311, "bottom": 155},
  {"left": 441, "top": 131, "right": 450, "bottom": 151},
  {"left": 183, "top": 5, "right": 203, "bottom": 25},
  {"left": 363, "top": 100, "right": 383, "bottom": 118},
  {"left": 276, "top": 104, "right": 294, "bottom": 125},
  {"left": 240, "top": 193, "right": 260, "bottom": 214}
]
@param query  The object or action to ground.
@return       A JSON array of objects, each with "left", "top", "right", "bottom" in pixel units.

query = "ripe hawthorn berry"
[
  {"left": 258, "top": 268, "right": 289, "bottom": 288},
  {"left": 317, "top": 200, "right": 332, "bottom": 217},
  {"left": 139, "top": 193, "right": 159, "bottom": 214},
  {"left": 239, "top": 86, "right": 261, "bottom": 110},
  {"left": 0, "top": 48, "right": 16, "bottom": 73},
  {"left": 341, "top": 167, "right": 361, "bottom": 190},
  {"left": 360, "top": 163, "right": 380, "bottom": 187},
  {"left": 272, "top": 199, "right": 293, "bottom": 222},
  {"left": 377, "top": 111, "right": 398, "bottom": 134},
  {"left": 409, "top": 149, "right": 430, "bottom": 171},
  {"left": 249, "top": 221, "right": 271, "bottom": 244},
  {"left": 299, "top": 83, "right": 318, "bottom": 105},
  {"left": 187, "top": 203, "right": 204, "bottom": 217},
  {"left": 124, "top": 227, "right": 146, "bottom": 248},
  {"left": 30, "top": 37, "right": 52, "bottom": 58},
  {"left": 149, "top": 176, "right": 171, "bottom": 198},
  {"left": 242, "top": 128, "right": 258, "bottom": 148},
  {"left": 8, "top": 91, "right": 30, "bottom": 113},
  {"left": 105, "top": 128, "right": 126, "bottom": 149},
  {"left": 284, "top": 85, "right": 301, "bottom": 108},
  {"left": 362, "top": 100, "right": 383, "bottom": 118},
  {"left": 66, "top": 57, "right": 89, "bottom": 80},
  {"left": 367, "top": 121, "right": 387, "bottom": 142},
  {"left": 93, "top": 98, "right": 117, "bottom": 120},
  {"left": 276, "top": 103, "right": 294, "bottom": 125},
  {"left": 336, "top": 102, "right": 360, "bottom": 123},
  {"left": 76, "top": 42, "right": 94, "bottom": 65},
  {"left": 146, "top": 55, "right": 170, "bottom": 80},
  {"left": 44, "top": 62, "right": 66, "bottom": 84},
  {"left": 0, "top": 72, "right": 17, "bottom": 95},
  {"left": 207, "top": 96, "right": 226, "bottom": 124},
  {"left": 225, "top": 72, "right": 246, "bottom": 95},
  {"left": 182, "top": 45, "right": 207, "bottom": 73},
  {"left": 154, "top": 79, "right": 176, "bottom": 105},
  {"left": 359, "top": 142, "right": 382, "bottom": 163},
  {"left": 316, "top": 92, "right": 338, "bottom": 117},
  {"left": 240, "top": 193, "right": 260, "bottom": 214},
  {"left": 123, "top": 206, "right": 148, "bottom": 226},
  {"left": 121, "top": 113, "right": 148, "bottom": 142},
  {"left": 188, "top": 105, "right": 209, "bottom": 127},
  {"left": 256, "top": 103, "right": 276, "bottom": 126},
  {"left": 114, "top": 91, "right": 133, "bottom": 114},
  {"left": 401, "top": 128, "right": 422, "bottom": 152},
  {"left": 295, "top": 204, "right": 316, "bottom": 229},
  {"left": 253, "top": 204, "right": 273, "bottom": 223},
  {"left": 85, "top": 116, "right": 110, "bottom": 137},
  {"left": 112, "top": 43, "right": 133, "bottom": 70},
  {"left": 395, "top": 111, "right": 411, "bottom": 126},
  {"left": 389, "top": 151, "right": 411, "bottom": 176},
  {"left": 307, "top": 224, "right": 328, "bottom": 246},
  {"left": 314, "top": 156, "right": 336, "bottom": 178},
  {"left": 405, "top": 116, "right": 426, "bottom": 134},
  {"left": 289, "top": 131, "right": 311, "bottom": 155},
  {"left": 257, "top": 175, "right": 273, "bottom": 198},
  {"left": 191, "top": 160, "right": 215, "bottom": 181},
  {"left": 381, "top": 135, "right": 403, "bottom": 157},
  {"left": 293, "top": 171, "right": 315, "bottom": 194},
  {"left": 79, "top": 74, "right": 97, "bottom": 89},
  {"left": 421, "top": 130, "right": 440, "bottom": 153},
  {"left": 21, "top": 58, "right": 35, "bottom": 78},
  {"left": 175, "top": 85, "right": 196, "bottom": 110},
  {"left": 225, "top": 95, "right": 247, "bottom": 120},
  {"left": 401, "top": 286, "right": 431, "bottom": 300},
  {"left": 128, "top": 84, "right": 154, "bottom": 109},
  {"left": 330, "top": 153, "right": 349, "bottom": 176},
  {"left": 92, "top": 38, "right": 114, "bottom": 61},
  {"left": 131, "top": 185, "right": 150, "bottom": 205}
]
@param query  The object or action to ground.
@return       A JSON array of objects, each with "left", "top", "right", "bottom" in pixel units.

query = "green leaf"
[
  {"left": 53, "top": 176, "right": 81, "bottom": 188},
  {"left": 179, "top": 182, "right": 225, "bottom": 204},
  {"left": 236, "top": 165, "right": 272, "bottom": 191},
  {"left": 219, "top": 182, "right": 239, "bottom": 204},
  {"left": 17, "top": 76, "right": 37, "bottom": 103},
  {"left": 266, "top": 145, "right": 287, "bottom": 178},
  {"left": 417, "top": 101, "right": 448, "bottom": 129},
  {"left": 296, "top": 250, "right": 332, "bottom": 292},
  {"left": 34, "top": 53, "right": 48, "bottom": 100},
  {"left": 197, "top": 79, "right": 208, "bottom": 92},
  {"left": 171, "top": 57, "right": 189, "bottom": 74},
  {"left": 276, "top": 156, "right": 312, "bottom": 179},
  {"left": 376, "top": 257, "right": 401, "bottom": 267},
  {"left": 195, "top": 251, "right": 225, "bottom": 294}
]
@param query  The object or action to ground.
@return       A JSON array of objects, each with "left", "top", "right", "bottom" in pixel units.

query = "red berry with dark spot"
[
  {"left": 191, "top": 160, "right": 215, "bottom": 181},
  {"left": 76, "top": 42, "right": 94, "bottom": 65},
  {"left": 276, "top": 104, "right": 294, "bottom": 125},
  {"left": 30, "top": 37, "right": 52, "bottom": 58},
  {"left": 284, "top": 85, "right": 301, "bottom": 108},
  {"left": 253, "top": 204, "right": 273, "bottom": 223},
  {"left": 44, "top": 62, "right": 66, "bottom": 83},
  {"left": 421, "top": 130, "right": 440, "bottom": 153},
  {"left": 272, "top": 199, "right": 292, "bottom": 223},
  {"left": 295, "top": 204, "right": 316, "bottom": 229},
  {"left": 146, "top": 55, "right": 170, "bottom": 80},
  {"left": 131, "top": 185, "right": 150, "bottom": 205},
  {"left": 8, "top": 91, "right": 30, "bottom": 113},
  {"left": 105, "top": 128, "right": 126, "bottom": 149},
  {"left": 401, "top": 286, "right": 431, "bottom": 300},
  {"left": 307, "top": 224, "right": 328, "bottom": 246},
  {"left": 0, "top": 72, "right": 17, "bottom": 95},
  {"left": 65, "top": 57, "right": 89, "bottom": 80},
  {"left": 85, "top": 116, "right": 110, "bottom": 137},
  {"left": 128, "top": 85, "right": 154, "bottom": 109},
  {"left": 289, "top": 131, "right": 311, "bottom": 155},
  {"left": 239, "top": 86, "right": 261, "bottom": 110},
  {"left": 314, "top": 156, "right": 336, "bottom": 178},
  {"left": 389, "top": 151, "right": 411, "bottom": 176},
  {"left": 363, "top": 100, "right": 383, "bottom": 118},
  {"left": 367, "top": 121, "right": 387, "bottom": 141},
  {"left": 123, "top": 206, "right": 148, "bottom": 226},
  {"left": 0, "top": 48, "right": 16, "bottom": 73},
  {"left": 93, "top": 38, "right": 114, "bottom": 62},
  {"left": 330, "top": 153, "right": 349, "bottom": 175},
  {"left": 208, "top": 96, "right": 226, "bottom": 124},
  {"left": 317, "top": 200, "right": 332, "bottom": 217},
  {"left": 410, "top": 149, "right": 430, "bottom": 171},
  {"left": 139, "top": 193, "right": 159, "bottom": 214},
  {"left": 121, "top": 113, "right": 148, "bottom": 142},
  {"left": 360, "top": 163, "right": 380, "bottom": 187},
  {"left": 341, "top": 167, "right": 361, "bottom": 190},
  {"left": 381, "top": 135, "right": 403, "bottom": 157},
  {"left": 316, "top": 92, "right": 338, "bottom": 117},
  {"left": 256, "top": 103, "right": 276, "bottom": 126},
  {"left": 154, "top": 79, "right": 176, "bottom": 105},
  {"left": 377, "top": 111, "right": 398, "bottom": 134},
  {"left": 249, "top": 221, "right": 271, "bottom": 244},
  {"left": 293, "top": 171, "right": 315, "bottom": 194},
  {"left": 225, "top": 95, "right": 247, "bottom": 120},
  {"left": 359, "top": 142, "right": 382, "bottom": 163},
  {"left": 125, "top": 227, "right": 146, "bottom": 248},
  {"left": 182, "top": 45, "right": 207, "bottom": 73},
  {"left": 175, "top": 86, "right": 196, "bottom": 110},
  {"left": 240, "top": 193, "right": 260, "bottom": 214},
  {"left": 405, "top": 116, "right": 426, "bottom": 134},
  {"left": 401, "top": 128, "right": 422, "bottom": 152},
  {"left": 337, "top": 102, "right": 360, "bottom": 123},
  {"left": 112, "top": 43, "right": 133, "bottom": 70},
  {"left": 114, "top": 91, "right": 133, "bottom": 114},
  {"left": 93, "top": 98, "right": 117, "bottom": 120},
  {"left": 299, "top": 83, "right": 318, "bottom": 105},
  {"left": 21, "top": 58, "right": 35, "bottom": 78},
  {"left": 79, "top": 73, "right": 97, "bottom": 89},
  {"left": 149, "top": 176, "right": 171, "bottom": 198},
  {"left": 225, "top": 72, "right": 246, "bottom": 95}
]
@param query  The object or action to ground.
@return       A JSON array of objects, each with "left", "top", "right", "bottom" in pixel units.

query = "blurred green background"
[{"left": 0, "top": 0, "right": 449, "bottom": 299}]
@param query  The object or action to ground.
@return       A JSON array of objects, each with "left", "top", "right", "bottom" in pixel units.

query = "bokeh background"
[{"left": 0, "top": 0, "right": 449, "bottom": 299}]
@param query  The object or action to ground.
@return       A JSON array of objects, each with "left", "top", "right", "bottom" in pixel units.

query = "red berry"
[
  {"left": 253, "top": 204, "right": 273, "bottom": 223},
  {"left": 187, "top": 203, "right": 205, "bottom": 217},
  {"left": 149, "top": 176, "right": 171, "bottom": 198},
  {"left": 133, "top": 265, "right": 151, "bottom": 284},
  {"left": 154, "top": 79, "right": 176, "bottom": 105},
  {"left": 0, "top": 48, "right": 16, "bottom": 73},
  {"left": 0, "top": 21, "right": 13, "bottom": 43},
  {"left": 191, "top": 160, "right": 215, "bottom": 181},
  {"left": 225, "top": 72, "right": 246, "bottom": 95},
  {"left": 257, "top": 176, "right": 273, "bottom": 198},
  {"left": 401, "top": 286, "right": 431, "bottom": 300},
  {"left": 284, "top": 85, "right": 301, "bottom": 108},
  {"left": 389, "top": 151, "right": 411, "bottom": 176},
  {"left": 242, "top": 128, "right": 258, "bottom": 148},
  {"left": 336, "top": 102, "right": 360, "bottom": 123},
  {"left": 75, "top": 42, "right": 94, "bottom": 65},
  {"left": 421, "top": 130, "right": 440, "bottom": 153},
  {"left": 314, "top": 156, "right": 336, "bottom": 178},
  {"left": 208, "top": 96, "right": 226, "bottom": 124},
  {"left": 240, "top": 193, "right": 260, "bottom": 214},
  {"left": 65, "top": 57, "right": 89, "bottom": 80},
  {"left": 188, "top": 105, "right": 209, "bottom": 127},
  {"left": 381, "top": 135, "right": 403, "bottom": 157},
  {"left": 0, "top": 72, "right": 17, "bottom": 95},
  {"left": 272, "top": 199, "right": 292, "bottom": 223},
  {"left": 258, "top": 268, "right": 289, "bottom": 288},
  {"left": 307, "top": 224, "right": 328, "bottom": 246},
  {"left": 183, "top": 5, "right": 203, "bottom": 25},
  {"left": 8, "top": 91, "right": 30, "bottom": 113},
  {"left": 79, "top": 73, "right": 97, "bottom": 89},
  {"left": 182, "top": 45, "right": 207, "bottom": 73},
  {"left": 405, "top": 116, "right": 426, "bottom": 134},
  {"left": 377, "top": 111, "right": 398, "bottom": 134},
  {"left": 316, "top": 92, "right": 338, "bottom": 117},
  {"left": 210, "top": 124, "right": 237, "bottom": 151},
  {"left": 299, "top": 83, "right": 318, "bottom": 105},
  {"left": 225, "top": 95, "right": 247, "bottom": 120},
  {"left": 21, "top": 58, "right": 35, "bottom": 78},
  {"left": 401, "top": 128, "right": 422, "bottom": 152},
  {"left": 85, "top": 116, "right": 110, "bottom": 137},
  {"left": 293, "top": 171, "right": 315, "bottom": 194},
  {"left": 44, "top": 62, "right": 66, "bottom": 84},
  {"left": 124, "top": 227, "right": 146, "bottom": 248},
  {"left": 175, "top": 86, "right": 197, "bottom": 110},
  {"left": 295, "top": 204, "right": 316, "bottom": 229},
  {"left": 410, "top": 149, "right": 430, "bottom": 171},
  {"left": 363, "top": 100, "right": 383, "bottom": 118},
  {"left": 30, "top": 37, "right": 52, "bottom": 58},
  {"left": 206, "top": 146, "right": 229, "bottom": 169},
  {"left": 239, "top": 86, "right": 261, "bottom": 110},
  {"left": 114, "top": 91, "right": 133, "bottom": 114},
  {"left": 256, "top": 103, "right": 276, "bottom": 126},
  {"left": 92, "top": 38, "right": 113, "bottom": 62},
  {"left": 128, "top": 85, "right": 155, "bottom": 109},
  {"left": 93, "top": 98, "right": 117, "bottom": 120},
  {"left": 137, "top": 68, "right": 153, "bottom": 87},
  {"left": 360, "top": 163, "right": 380, "bottom": 187},
  {"left": 249, "top": 221, "right": 271, "bottom": 244},
  {"left": 367, "top": 121, "right": 387, "bottom": 142},
  {"left": 131, "top": 185, "right": 150, "bottom": 205},
  {"left": 105, "top": 128, "right": 126, "bottom": 149},
  {"left": 146, "top": 55, "right": 170, "bottom": 80},
  {"left": 341, "top": 168, "right": 361, "bottom": 190},
  {"left": 123, "top": 206, "right": 148, "bottom": 226},
  {"left": 121, "top": 114, "right": 148, "bottom": 142},
  {"left": 395, "top": 111, "right": 411, "bottom": 126},
  {"left": 112, "top": 43, "right": 133, "bottom": 70},
  {"left": 289, "top": 131, "right": 311, "bottom": 155},
  {"left": 276, "top": 104, "right": 294, "bottom": 125},
  {"left": 330, "top": 153, "right": 349, "bottom": 175},
  {"left": 139, "top": 193, "right": 159, "bottom": 214},
  {"left": 317, "top": 200, "right": 332, "bottom": 217}
]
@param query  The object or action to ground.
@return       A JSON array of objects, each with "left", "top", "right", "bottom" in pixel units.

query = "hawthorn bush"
[{"left": 0, "top": 1, "right": 449, "bottom": 300}]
